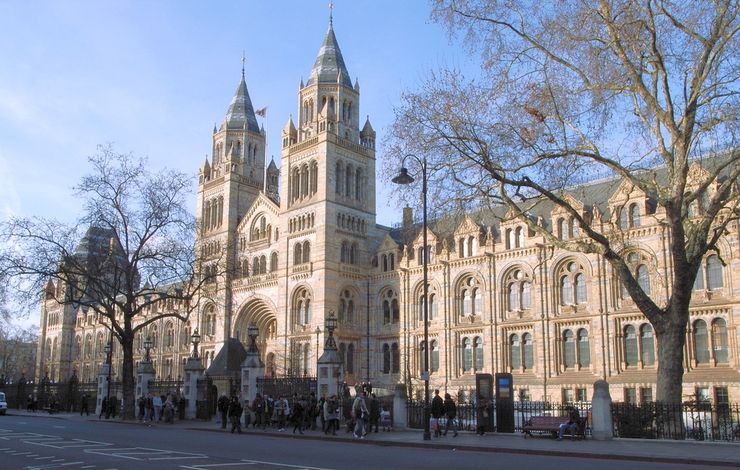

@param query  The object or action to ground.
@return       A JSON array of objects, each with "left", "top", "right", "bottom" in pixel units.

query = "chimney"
[{"left": 402, "top": 207, "right": 413, "bottom": 228}]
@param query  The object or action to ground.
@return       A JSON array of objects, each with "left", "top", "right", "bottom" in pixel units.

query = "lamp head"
[
  {"left": 191, "top": 329, "right": 201, "bottom": 347},
  {"left": 392, "top": 167, "right": 414, "bottom": 185}
]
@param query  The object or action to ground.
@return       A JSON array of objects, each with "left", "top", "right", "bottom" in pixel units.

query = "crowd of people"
[{"left": 214, "top": 389, "right": 397, "bottom": 439}]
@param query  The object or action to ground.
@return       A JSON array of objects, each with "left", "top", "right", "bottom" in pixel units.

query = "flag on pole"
[{"left": 255, "top": 107, "right": 267, "bottom": 117}]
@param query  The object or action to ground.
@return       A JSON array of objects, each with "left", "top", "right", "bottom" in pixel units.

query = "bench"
[{"left": 522, "top": 415, "right": 587, "bottom": 439}]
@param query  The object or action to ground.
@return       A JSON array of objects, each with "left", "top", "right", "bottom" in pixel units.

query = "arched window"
[
  {"left": 706, "top": 255, "right": 723, "bottom": 289},
  {"left": 294, "top": 243, "right": 303, "bottom": 265},
  {"left": 382, "top": 255, "right": 388, "bottom": 272},
  {"left": 345, "top": 163, "right": 353, "bottom": 198},
  {"left": 577, "top": 328, "right": 590, "bottom": 367},
  {"left": 84, "top": 334, "right": 92, "bottom": 359},
  {"left": 347, "top": 343, "right": 355, "bottom": 374},
  {"left": 431, "top": 340, "right": 439, "bottom": 372},
  {"left": 383, "top": 299, "right": 391, "bottom": 325},
  {"left": 391, "top": 343, "right": 400, "bottom": 373},
  {"left": 619, "top": 205, "right": 628, "bottom": 230},
  {"left": 429, "top": 294, "right": 437, "bottom": 320},
  {"left": 382, "top": 344, "right": 390, "bottom": 373},
  {"left": 340, "top": 241, "right": 349, "bottom": 263},
  {"left": 74, "top": 336, "right": 82, "bottom": 360},
  {"left": 419, "top": 341, "right": 427, "bottom": 374},
  {"left": 640, "top": 324, "right": 655, "bottom": 366},
  {"left": 165, "top": 322, "right": 174, "bottom": 349},
  {"left": 624, "top": 325, "right": 638, "bottom": 367},
  {"left": 694, "top": 319, "right": 710, "bottom": 364},
  {"left": 558, "top": 218, "right": 567, "bottom": 240},
  {"left": 637, "top": 265, "right": 650, "bottom": 294},
  {"left": 335, "top": 161, "right": 343, "bottom": 195},
  {"left": 474, "top": 337, "right": 484, "bottom": 372},
  {"left": 310, "top": 161, "right": 318, "bottom": 195},
  {"left": 560, "top": 276, "right": 573, "bottom": 306},
  {"left": 260, "top": 255, "right": 266, "bottom": 274},
  {"left": 339, "top": 290, "right": 354, "bottom": 324},
  {"left": 523, "top": 333, "right": 534, "bottom": 370},
  {"left": 302, "top": 240, "right": 311, "bottom": 263},
  {"left": 563, "top": 330, "right": 576, "bottom": 368},
  {"left": 712, "top": 318, "right": 728, "bottom": 363},
  {"left": 270, "top": 252, "right": 278, "bottom": 272},
  {"left": 570, "top": 218, "right": 579, "bottom": 238},
  {"left": 515, "top": 226, "right": 525, "bottom": 248},
  {"left": 506, "top": 229, "right": 514, "bottom": 250},
  {"left": 575, "top": 274, "right": 587, "bottom": 304},
  {"left": 392, "top": 298, "right": 400, "bottom": 323},
  {"left": 349, "top": 243, "right": 357, "bottom": 264},
  {"left": 629, "top": 203, "right": 640, "bottom": 228},
  {"left": 460, "top": 276, "right": 482, "bottom": 317},
  {"left": 462, "top": 338, "right": 472, "bottom": 372},
  {"left": 510, "top": 334, "right": 521, "bottom": 370},
  {"left": 506, "top": 269, "right": 532, "bottom": 311},
  {"left": 355, "top": 167, "right": 363, "bottom": 200}
]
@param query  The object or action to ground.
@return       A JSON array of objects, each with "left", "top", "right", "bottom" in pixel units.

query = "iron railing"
[{"left": 612, "top": 401, "right": 740, "bottom": 442}]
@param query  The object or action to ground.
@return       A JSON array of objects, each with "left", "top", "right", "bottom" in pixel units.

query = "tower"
[
  {"left": 279, "top": 16, "right": 377, "bottom": 380},
  {"left": 197, "top": 66, "right": 266, "bottom": 341}
]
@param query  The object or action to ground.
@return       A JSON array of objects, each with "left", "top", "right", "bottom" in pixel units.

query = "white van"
[{"left": 0, "top": 392, "right": 7, "bottom": 415}]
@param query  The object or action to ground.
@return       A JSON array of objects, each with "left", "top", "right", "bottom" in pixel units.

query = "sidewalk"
[{"left": 7, "top": 410, "right": 739, "bottom": 467}]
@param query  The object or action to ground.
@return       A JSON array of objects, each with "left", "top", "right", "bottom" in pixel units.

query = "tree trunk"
[
  {"left": 655, "top": 317, "right": 687, "bottom": 405},
  {"left": 121, "top": 320, "right": 136, "bottom": 420}
]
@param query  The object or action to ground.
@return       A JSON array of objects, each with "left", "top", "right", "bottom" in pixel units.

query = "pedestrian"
[
  {"left": 153, "top": 394, "right": 163, "bottom": 422},
  {"left": 476, "top": 394, "right": 489, "bottom": 436},
  {"left": 80, "top": 393, "right": 89, "bottom": 416},
  {"left": 323, "top": 395, "right": 338, "bottom": 435},
  {"left": 318, "top": 396, "right": 326, "bottom": 433},
  {"left": 99, "top": 396, "right": 108, "bottom": 419},
  {"left": 228, "top": 396, "right": 243, "bottom": 434},
  {"left": 369, "top": 393, "right": 380, "bottom": 433},
  {"left": 109, "top": 395, "right": 118, "bottom": 419},
  {"left": 145, "top": 393, "right": 154, "bottom": 423},
  {"left": 352, "top": 391, "right": 369, "bottom": 439},
  {"left": 252, "top": 394, "right": 264, "bottom": 429},
  {"left": 273, "top": 395, "right": 287, "bottom": 431},
  {"left": 307, "top": 392, "right": 318, "bottom": 431},
  {"left": 137, "top": 395, "right": 146, "bottom": 421},
  {"left": 163, "top": 395, "right": 175, "bottom": 423},
  {"left": 291, "top": 397, "right": 305, "bottom": 434},
  {"left": 217, "top": 394, "right": 229, "bottom": 429},
  {"left": 443, "top": 393, "right": 458, "bottom": 437},
  {"left": 431, "top": 389, "right": 444, "bottom": 437},
  {"left": 380, "top": 406, "right": 392, "bottom": 431}
]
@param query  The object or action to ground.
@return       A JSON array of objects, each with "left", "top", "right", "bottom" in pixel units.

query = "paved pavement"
[{"left": 5, "top": 409, "right": 739, "bottom": 468}]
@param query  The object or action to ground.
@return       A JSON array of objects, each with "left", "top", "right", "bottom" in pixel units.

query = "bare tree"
[
  {"left": 0, "top": 324, "right": 37, "bottom": 382},
  {"left": 385, "top": 0, "right": 739, "bottom": 404},
  {"left": 0, "top": 145, "right": 212, "bottom": 419}
]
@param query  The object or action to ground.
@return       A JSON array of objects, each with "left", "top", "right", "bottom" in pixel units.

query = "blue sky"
[{"left": 0, "top": 0, "right": 469, "bottom": 229}]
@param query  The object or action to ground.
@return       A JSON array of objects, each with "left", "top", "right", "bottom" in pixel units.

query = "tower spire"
[
  {"left": 241, "top": 51, "right": 246, "bottom": 78},
  {"left": 329, "top": 1, "right": 334, "bottom": 26}
]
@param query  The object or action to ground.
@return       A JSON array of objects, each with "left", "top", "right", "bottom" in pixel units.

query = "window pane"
[
  {"left": 474, "top": 337, "right": 484, "bottom": 371},
  {"left": 707, "top": 255, "right": 723, "bottom": 289},
  {"left": 640, "top": 324, "right": 655, "bottom": 366},
  {"left": 712, "top": 319, "right": 728, "bottom": 363},
  {"left": 563, "top": 330, "right": 575, "bottom": 368},
  {"left": 391, "top": 343, "right": 400, "bottom": 373},
  {"left": 382, "top": 344, "right": 390, "bottom": 373},
  {"left": 630, "top": 204, "right": 640, "bottom": 228},
  {"left": 522, "top": 282, "right": 531, "bottom": 309},
  {"left": 560, "top": 276, "right": 573, "bottom": 305},
  {"left": 625, "top": 326, "right": 638, "bottom": 367},
  {"left": 508, "top": 284, "right": 517, "bottom": 311},
  {"left": 383, "top": 301, "right": 390, "bottom": 324},
  {"left": 463, "top": 339, "right": 472, "bottom": 372},
  {"left": 578, "top": 329, "right": 590, "bottom": 367},
  {"left": 431, "top": 341, "right": 439, "bottom": 372},
  {"left": 523, "top": 333, "right": 534, "bottom": 370},
  {"left": 510, "top": 335, "right": 520, "bottom": 370},
  {"left": 637, "top": 265, "right": 650, "bottom": 295},
  {"left": 693, "top": 268, "right": 705, "bottom": 290},
  {"left": 392, "top": 299, "right": 400, "bottom": 323},
  {"left": 575, "top": 274, "right": 587, "bottom": 304},
  {"left": 429, "top": 294, "right": 437, "bottom": 320},
  {"left": 694, "top": 320, "right": 710, "bottom": 364}
]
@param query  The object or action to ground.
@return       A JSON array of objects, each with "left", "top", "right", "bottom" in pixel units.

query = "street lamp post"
[
  {"left": 314, "top": 326, "right": 321, "bottom": 375},
  {"left": 190, "top": 329, "right": 201, "bottom": 359},
  {"left": 392, "top": 154, "right": 431, "bottom": 441},
  {"left": 104, "top": 339, "right": 112, "bottom": 412}
]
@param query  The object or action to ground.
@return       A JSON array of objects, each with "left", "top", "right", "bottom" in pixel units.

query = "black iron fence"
[
  {"left": 407, "top": 400, "right": 591, "bottom": 433},
  {"left": 0, "top": 378, "right": 98, "bottom": 412},
  {"left": 256, "top": 376, "right": 317, "bottom": 399},
  {"left": 612, "top": 401, "right": 740, "bottom": 442}
]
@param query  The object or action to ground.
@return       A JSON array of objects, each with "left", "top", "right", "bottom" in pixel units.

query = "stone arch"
[{"left": 232, "top": 296, "right": 278, "bottom": 361}]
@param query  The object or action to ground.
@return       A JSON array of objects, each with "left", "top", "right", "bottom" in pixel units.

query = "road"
[{"left": 0, "top": 414, "right": 725, "bottom": 470}]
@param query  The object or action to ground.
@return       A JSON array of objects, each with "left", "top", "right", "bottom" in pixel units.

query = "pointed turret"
[
  {"left": 307, "top": 21, "right": 352, "bottom": 87},
  {"left": 354, "top": 78, "right": 360, "bottom": 91},
  {"left": 360, "top": 115, "right": 376, "bottom": 149},
  {"left": 221, "top": 73, "right": 260, "bottom": 132},
  {"left": 282, "top": 116, "right": 297, "bottom": 148},
  {"left": 265, "top": 157, "right": 280, "bottom": 203}
]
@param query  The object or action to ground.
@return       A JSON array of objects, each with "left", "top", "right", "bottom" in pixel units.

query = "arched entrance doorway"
[{"left": 233, "top": 297, "right": 277, "bottom": 373}]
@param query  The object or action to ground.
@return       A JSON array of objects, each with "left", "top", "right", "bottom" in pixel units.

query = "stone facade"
[{"left": 36, "top": 20, "right": 739, "bottom": 404}]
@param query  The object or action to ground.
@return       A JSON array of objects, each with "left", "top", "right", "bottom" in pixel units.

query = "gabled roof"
[
  {"left": 206, "top": 338, "right": 247, "bottom": 377},
  {"left": 307, "top": 21, "right": 352, "bottom": 87}
]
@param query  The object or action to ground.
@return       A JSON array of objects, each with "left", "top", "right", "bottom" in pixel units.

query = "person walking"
[
  {"left": 137, "top": 395, "right": 145, "bottom": 421},
  {"left": 443, "top": 393, "right": 458, "bottom": 437},
  {"left": 99, "top": 396, "right": 108, "bottom": 419},
  {"left": 369, "top": 393, "right": 380, "bottom": 433},
  {"left": 80, "top": 393, "right": 89, "bottom": 416},
  {"left": 153, "top": 394, "right": 163, "bottom": 422},
  {"left": 273, "top": 395, "right": 287, "bottom": 431},
  {"left": 228, "top": 396, "right": 243, "bottom": 434},
  {"left": 109, "top": 395, "right": 118, "bottom": 419},
  {"left": 475, "top": 394, "right": 489, "bottom": 436},
  {"left": 217, "top": 395, "right": 229, "bottom": 429},
  {"left": 163, "top": 395, "right": 175, "bottom": 423},
  {"left": 323, "top": 395, "right": 339, "bottom": 435},
  {"left": 291, "top": 397, "right": 305, "bottom": 434},
  {"left": 145, "top": 393, "right": 154, "bottom": 423},
  {"left": 352, "top": 391, "right": 369, "bottom": 439},
  {"left": 431, "top": 389, "right": 444, "bottom": 437}
]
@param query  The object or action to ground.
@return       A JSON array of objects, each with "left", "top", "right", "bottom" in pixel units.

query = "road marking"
[
  {"left": 52, "top": 426, "right": 66, "bottom": 429},
  {"left": 34, "top": 456, "right": 55, "bottom": 460},
  {"left": 81, "top": 466, "right": 96, "bottom": 469},
  {"left": 182, "top": 461, "right": 336, "bottom": 470}
]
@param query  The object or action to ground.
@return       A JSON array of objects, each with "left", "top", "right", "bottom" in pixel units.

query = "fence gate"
[{"left": 256, "top": 377, "right": 317, "bottom": 399}]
